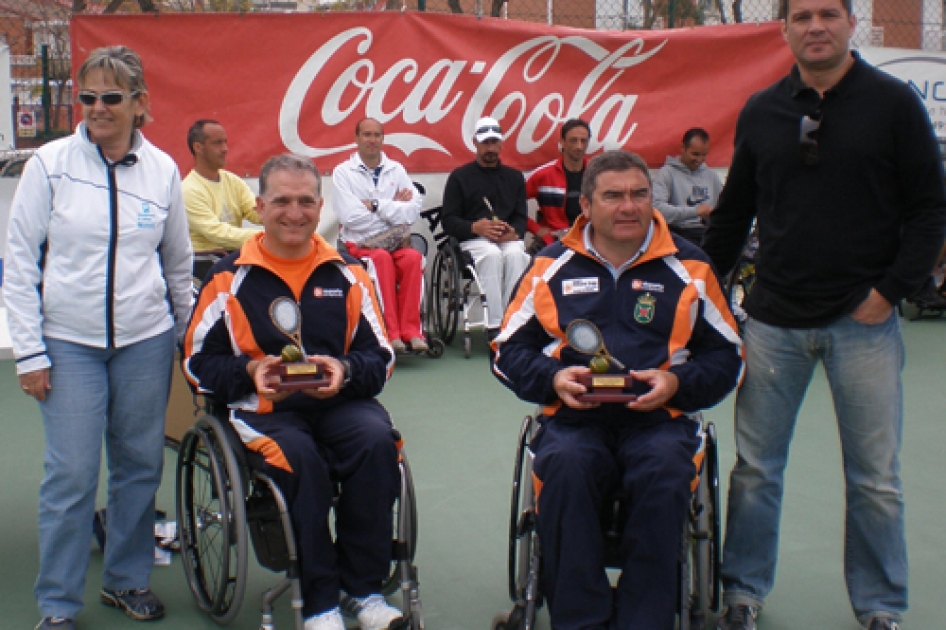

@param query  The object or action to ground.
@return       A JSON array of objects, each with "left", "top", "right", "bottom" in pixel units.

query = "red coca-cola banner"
[{"left": 71, "top": 13, "right": 794, "bottom": 175}]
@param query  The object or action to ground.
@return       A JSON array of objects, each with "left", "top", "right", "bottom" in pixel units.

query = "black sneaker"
[
  {"left": 867, "top": 618, "right": 900, "bottom": 630},
  {"left": 101, "top": 587, "right": 165, "bottom": 621},
  {"left": 35, "top": 619, "right": 74, "bottom": 630},
  {"left": 717, "top": 604, "right": 758, "bottom": 630}
]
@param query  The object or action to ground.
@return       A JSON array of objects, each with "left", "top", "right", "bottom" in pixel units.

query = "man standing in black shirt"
[
  {"left": 702, "top": 0, "right": 946, "bottom": 628},
  {"left": 441, "top": 117, "right": 530, "bottom": 336}
]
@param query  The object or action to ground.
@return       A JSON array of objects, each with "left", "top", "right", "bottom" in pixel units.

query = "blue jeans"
[
  {"left": 720, "top": 314, "right": 907, "bottom": 625},
  {"left": 35, "top": 330, "right": 175, "bottom": 619}
]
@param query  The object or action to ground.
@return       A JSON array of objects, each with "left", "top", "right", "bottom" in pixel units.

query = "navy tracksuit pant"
[
  {"left": 531, "top": 416, "right": 701, "bottom": 630},
  {"left": 235, "top": 399, "right": 400, "bottom": 617}
]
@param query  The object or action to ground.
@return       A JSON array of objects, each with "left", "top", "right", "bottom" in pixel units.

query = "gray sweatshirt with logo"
[{"left": 652, "top": 156, "right": 723, "bottom": 230}]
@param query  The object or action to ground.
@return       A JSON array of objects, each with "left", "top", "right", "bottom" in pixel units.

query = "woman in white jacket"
[{"left": 2, "top": 46, "right": 192, "bottom": 630}]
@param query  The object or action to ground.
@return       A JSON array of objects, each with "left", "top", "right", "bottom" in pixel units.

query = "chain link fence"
[{"left": 0, "top": 0, "right": 940, "bottom": 145}]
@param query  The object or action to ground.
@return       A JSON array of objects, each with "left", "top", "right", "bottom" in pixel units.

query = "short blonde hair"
[{"left": 76, "top": 46, "right": 151, "bottom": 127}]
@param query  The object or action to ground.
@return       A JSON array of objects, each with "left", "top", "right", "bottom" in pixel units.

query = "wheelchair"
[
  {"left": 175, "top": 406, "right": 424, "bottom": 629},
  {"left": 420, "top": 206, "right": 490, "bottom": 358},
  {"left": 339, "top": 232, "right": 446, "bottom": 359},
  {"left": 491, "top": 413, "right": 721, "bottom": 630}
]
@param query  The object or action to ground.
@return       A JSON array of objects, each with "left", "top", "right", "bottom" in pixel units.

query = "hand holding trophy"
[
  {"left": 564, "top": 320, "right": 639, "bottom": 403},
  {"left": 270, "top": 297, "right": 331, "bottom": 391}
]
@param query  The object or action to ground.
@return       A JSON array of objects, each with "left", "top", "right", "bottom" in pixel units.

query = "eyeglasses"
[
  {"left": 476, "top": 124, "right": 502, "bottom": 135},
  {"left": 77, "top": 90, "right": 139, "bottom": 107},
  {"left": 799, "top": 108, "right": 822, "bottom": 166}
]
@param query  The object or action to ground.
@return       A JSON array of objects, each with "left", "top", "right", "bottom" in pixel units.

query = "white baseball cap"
[{"left": 474, "top": 117, "right": 503, "bottom": 142}]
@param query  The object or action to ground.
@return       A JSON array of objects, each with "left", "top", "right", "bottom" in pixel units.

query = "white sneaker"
[
  {"left": 305, "top": 607, "right": 345, "bottom": 630},
  {"left": 340, "top": 593, "right": 404, "bottom": 630}
]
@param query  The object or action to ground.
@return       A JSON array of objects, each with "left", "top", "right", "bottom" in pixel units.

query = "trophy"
[
  {"left": 270, "top": 297, "right": 330, "bottom": 391},
  {"left": 565, "top": 320, "right": 640, "bottom": 403}
]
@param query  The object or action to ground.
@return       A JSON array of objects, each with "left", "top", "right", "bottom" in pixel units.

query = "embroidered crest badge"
[{"left": 634, "top": 293, "right": 657, "bottom": 324}]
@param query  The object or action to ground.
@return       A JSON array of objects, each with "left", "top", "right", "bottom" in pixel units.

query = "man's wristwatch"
[
  {"left": 339, "top": 358, "right": 352, "bottom": 387},
  {"left": 370, "top": 199, "right": 379, "bottom": 213}
]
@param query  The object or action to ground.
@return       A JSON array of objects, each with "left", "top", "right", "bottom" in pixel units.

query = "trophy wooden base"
[
  {"left": 276, "top": 363, "right": 331, "bottom": 392},
  {"left": 576, "top": 374, "right": 639, "bottom": 403}
]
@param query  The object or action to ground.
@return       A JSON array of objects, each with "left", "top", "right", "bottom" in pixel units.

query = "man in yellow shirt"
[{"left": 182, "top": 120, "right": 262, "bottom": 257}]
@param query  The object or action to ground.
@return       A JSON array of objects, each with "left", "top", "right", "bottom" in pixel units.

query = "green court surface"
[{"left": 0, "top": 316, "right": 942, "bottom": 629}]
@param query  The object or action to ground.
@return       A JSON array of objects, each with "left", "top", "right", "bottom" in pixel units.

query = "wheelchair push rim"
[
  {"left": 176, "top": 415, "right": 248, "bottom": 625},
  {"left": 428, "top": 244, "right": 462, "bottom": 345}
]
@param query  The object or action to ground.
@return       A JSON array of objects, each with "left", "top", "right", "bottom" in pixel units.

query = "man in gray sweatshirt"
[{"left": 652, "top": 128, "right": 723, "bottom": 246}]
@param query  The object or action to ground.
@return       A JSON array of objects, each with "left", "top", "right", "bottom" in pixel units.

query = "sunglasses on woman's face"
[{"left": 77, "top": 90, "right": 138, "bottom": 107}]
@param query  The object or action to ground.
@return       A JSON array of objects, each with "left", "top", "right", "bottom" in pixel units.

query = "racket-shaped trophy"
[
  {"left": 565, "top": 319, "right": 639, "bottom": 403},
  {"left": 270, "top": 297, "right": 330, "bottom": 391}
]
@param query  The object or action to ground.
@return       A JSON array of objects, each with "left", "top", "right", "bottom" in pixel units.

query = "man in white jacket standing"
[
  {"left": 333, "top": 118, "right": 426, "bottom": 354},
  {"left": 652, "top": 128, "right": 723, "bottom": 247}
]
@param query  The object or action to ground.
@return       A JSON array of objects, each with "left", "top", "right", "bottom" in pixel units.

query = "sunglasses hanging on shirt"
[{"left": 799, "top": 107, "right": 822, "bottom": 167}]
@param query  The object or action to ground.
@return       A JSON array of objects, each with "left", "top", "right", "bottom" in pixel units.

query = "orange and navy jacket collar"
[
  {"left": 236, "top": 233, "right": 344, "bottom": 276},
  {"left": 561, "top": 209, "right": 679, "bottom": 268}
]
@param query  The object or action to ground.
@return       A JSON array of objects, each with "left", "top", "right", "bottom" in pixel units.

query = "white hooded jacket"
[{"left": 3, "top": 123, "right": 193, "bottom": 374}]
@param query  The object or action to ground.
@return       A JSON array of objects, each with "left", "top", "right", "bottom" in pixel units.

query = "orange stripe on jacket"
[
  {"left": 502, "top": 256, "right": 553, "bottom": 329},
  {"left": 666, "top": 280, "right": 699, "bottom": 370},
  {"left": 691, "top": 448, "right": 706, "bottom": 493},
  {"left": 246, "top": 436, "right": 293, "bottom": 473},
  {"left": 184, "top": 270, "right": 235, "bottom": 359},
  {"left": 680, "top": 258, "right": 742, "bottom": 339},
  {"left": 532, "top": 471, "right": 544, "bottom": 514}
]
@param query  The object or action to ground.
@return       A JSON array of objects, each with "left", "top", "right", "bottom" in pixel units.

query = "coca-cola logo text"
[{"left": 279, "top": 28, "right": 666, "bottom": 160}]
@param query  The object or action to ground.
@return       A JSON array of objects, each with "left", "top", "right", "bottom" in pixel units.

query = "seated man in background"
[
  {"left": 183, "top": 119, "right": 262, "bottom": 268},
  {"left": 652, "top": 127, "right": 722, "bottom": 247},
  {"left": 441, "top": 117, "right": 530, "bottom": 337},
  {"left": 492, "top": 151, "right": 743, "bottom": 630},
  {"left": 525, "top": 118, "right": 591, "bottom": 249},
  {"left": 183, "top": 154, "right": 403, "bottom": 630},
  {"left": 333, "top": 117, "right": 427, "bottom": 354}
]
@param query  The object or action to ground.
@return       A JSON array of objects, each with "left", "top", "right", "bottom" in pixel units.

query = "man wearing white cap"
[{"left": 441, "top": 116, "right": 530, "bottom": 337}]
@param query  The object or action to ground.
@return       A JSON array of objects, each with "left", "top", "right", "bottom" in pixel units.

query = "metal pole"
[{"left": 41, "top": 45, "right": 52, "bottom": 141}]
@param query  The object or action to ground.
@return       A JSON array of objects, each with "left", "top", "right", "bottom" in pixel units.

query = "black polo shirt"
[{"left": 703, "top": 52, "right": 946, "bottom": 327}]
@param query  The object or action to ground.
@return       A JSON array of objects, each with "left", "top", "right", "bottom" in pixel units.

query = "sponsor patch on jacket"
[
  {"left": 313, "top": 287, "right": 344, "bottom": 298},
  {"left": 137, "top": 202, "right": 156, "bottom": 229},
  {"left": 631, "top": 279, "right": 664, "bottom": 293},
  {"left": 562, "top": 278, "right": 599, "bottom": 296}
]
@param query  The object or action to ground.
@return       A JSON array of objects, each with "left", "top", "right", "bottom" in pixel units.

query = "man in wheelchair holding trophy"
[
  {"left": 492, "top": 150, "right": 743, "bottom": 630},
  {"left": 182, "top": 154, "right": 405, "bottom": 630}
]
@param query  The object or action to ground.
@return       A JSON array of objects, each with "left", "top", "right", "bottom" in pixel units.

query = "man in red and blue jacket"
[
  {"left": 493, "top": 151, "right": 743, "bottom": 630},
  {"left": 525, "top": 118, "right": 591, "bottom": 247}
]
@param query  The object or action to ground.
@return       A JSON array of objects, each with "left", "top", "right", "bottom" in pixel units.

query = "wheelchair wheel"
[
  {"left": 506, "top": 416, "right": 541, "bottom": 624},
  {"left": 428, "top": 245, "right": 462, "bottom": 345},
  {"left": 176, "top": 415, "right": 248, "bottom": 625},
  {"left": 688, "top": 422, "right": 721, "bottom": 629},
  {"left": 383, "top": 455, "right": 420, "bottom": 596}
]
